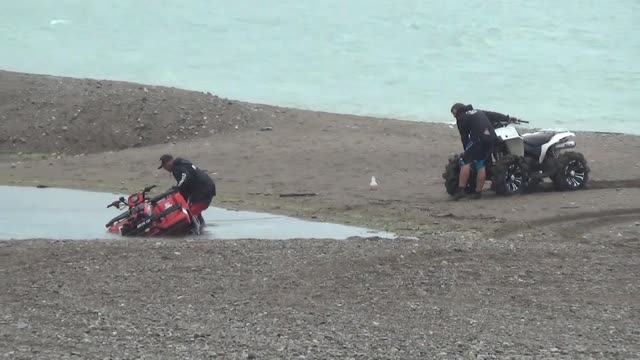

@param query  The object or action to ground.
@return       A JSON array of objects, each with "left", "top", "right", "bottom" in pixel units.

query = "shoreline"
[{"left": 2, "top": 69, "right": 638, "bottom": 139}]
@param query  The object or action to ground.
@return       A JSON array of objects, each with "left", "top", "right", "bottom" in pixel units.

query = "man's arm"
[
  {"left": 172, "top": 165, "right": 192, "bottom": 191},
  {"left": 457, "top": 118, "right": 469, "bottom": 149},
  {"left": 481, "top": 110, "right": 510, "bottom": 126}
]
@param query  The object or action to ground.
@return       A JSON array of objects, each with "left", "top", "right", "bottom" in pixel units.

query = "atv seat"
[{"left": 522, "top": 132, "right": 556, "bottom": 147}]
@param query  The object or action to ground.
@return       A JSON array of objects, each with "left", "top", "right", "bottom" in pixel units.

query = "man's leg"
[
  {"left": 189, "top": 202, "right": 209, "bottom": 218},
  {"left": 469, "top": 141, "right": 492, "bottom": 199},
  {"left": 475, "top": 161, "right": 487, "bottom": 193},
  {"left": 466, "top": 162, "right": 486, "bottom": 200},
  {"left": 189, "top": 192, "right": 213, "bottom": 228},
  {"left": 459, "top": 163, "right": 471, "bottom": 189},
  {"left": 451, "top": 162, "right": 472, "bottom": 200}
]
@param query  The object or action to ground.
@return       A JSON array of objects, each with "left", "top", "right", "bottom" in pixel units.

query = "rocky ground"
[{"left": 1, "top": 70, "right": 639, "bottom": 359}]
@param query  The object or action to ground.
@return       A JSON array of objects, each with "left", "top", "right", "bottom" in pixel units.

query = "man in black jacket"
[
  {"left": 158, "top": 154, "right": 216, "bottom": 226},
  {"left": 449, "top": 103, "right": 513, "bottom": 200}
]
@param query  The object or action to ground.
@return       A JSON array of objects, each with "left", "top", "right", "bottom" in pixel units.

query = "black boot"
[
  {"left": 468, "top": 191, "right": 482, "bottom": 200},
  {"left": 450, "top": 187, "right": 467, "bottom": 201}
]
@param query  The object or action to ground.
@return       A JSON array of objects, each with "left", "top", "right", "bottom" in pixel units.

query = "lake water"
[
  {"left": 1, "top": 1, "right": 638, "bottom": 134},
  {"left": 0, "top": 186, "right": 395, "bottom": 240}
]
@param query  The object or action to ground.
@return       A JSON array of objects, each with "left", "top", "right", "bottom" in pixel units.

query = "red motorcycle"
[{"left": 105, "top": 185, "right": 200, "bottom": 236}]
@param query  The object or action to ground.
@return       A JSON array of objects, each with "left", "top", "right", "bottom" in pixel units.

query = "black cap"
[{"left": 158, "top": 154, "right": 173, "bottom": 169}]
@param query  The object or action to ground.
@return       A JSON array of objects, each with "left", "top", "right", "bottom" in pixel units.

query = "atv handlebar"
[
  {"left": 508, "top": 117, "right": 529, "bottom": 124},
  {"left": 492, "top": 117, "right": 529, "bottom": 128},
  {"left": 106, "top": 196, "right": 127, "bottom": 209},
  {"left": 106, "top": 185, "right": 156, "bottom": 209}
]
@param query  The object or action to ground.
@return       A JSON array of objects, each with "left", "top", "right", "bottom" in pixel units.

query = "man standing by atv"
[
  {"left": 158, "top": 154, "right": 216, "bottom": 228},
  {"left": 449, "top": 103, "right": 515, "bottom": 200}
]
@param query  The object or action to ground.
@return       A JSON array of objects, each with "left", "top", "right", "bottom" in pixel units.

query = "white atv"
[{"left": 443, "top": 117, "right": 590, "bottom": 196}]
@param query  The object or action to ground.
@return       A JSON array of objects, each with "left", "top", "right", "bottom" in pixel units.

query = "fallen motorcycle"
[{"left": 105, "top": 185, "right": 201, "bottom": 236}]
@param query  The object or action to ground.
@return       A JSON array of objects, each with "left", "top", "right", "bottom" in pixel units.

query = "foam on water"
[
  {"left": 49, "top": 19, "right": 70, "bottom": 26},
  {"left": 0, "top": 0, "right": 638, "bottom": 134},
  {"left": 0, "top": 186, "right": 395, "bottom": 240}
]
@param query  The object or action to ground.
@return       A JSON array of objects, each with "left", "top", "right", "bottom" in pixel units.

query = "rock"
[
  {"left": 260, "top": 126, "right": 273, "bottom": 131},
  {"left": 16, "top": 320, "right": 28, "bottom": 329},
  {"left": 10, "top": 163, "right": 16, "bottom": 168},
  {"left": 61, "top": 126, "right": 68, "bottom": 131}
]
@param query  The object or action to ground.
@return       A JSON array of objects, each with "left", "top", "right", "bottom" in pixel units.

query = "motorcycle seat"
[{"left": 522, "top": 132, "right": 556, "bottom": 147}]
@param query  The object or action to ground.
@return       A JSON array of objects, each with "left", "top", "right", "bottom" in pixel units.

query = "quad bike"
[
  {"left": 105, "top": 185, "right": 203, "bottom": 236},
  {"left": 443, "top": 117, "right": 590, "bottom": 196}
]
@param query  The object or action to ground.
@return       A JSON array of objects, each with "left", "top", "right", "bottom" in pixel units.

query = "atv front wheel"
[
  {"left": 552, "top": 151, "right": 590, "bottom": 191},
  {"left": 442, "top": 153, "right": 476, "bottom": 195},
  {"left": 491, "top": 155, "right": 529, "bottom": 196}
]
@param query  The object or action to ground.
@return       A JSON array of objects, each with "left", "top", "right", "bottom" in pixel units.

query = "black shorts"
[{"left": 463, "top": 138, "right": 493, "bottom": 169}]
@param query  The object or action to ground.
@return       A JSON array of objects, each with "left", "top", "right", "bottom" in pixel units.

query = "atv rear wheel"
[
  {"left": 491, "top": 155, "right": 529, "bottom": 196},
  {"left": 442, "top": 153, "right": 476, "bottom": 195},
  {"left": 552, "top": 151, "right": 590, "bottom": 191}
]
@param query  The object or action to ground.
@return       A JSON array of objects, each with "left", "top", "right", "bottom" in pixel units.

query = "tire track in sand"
[{"left": 494, "top": 207, "right": 640, "bottom": 239}]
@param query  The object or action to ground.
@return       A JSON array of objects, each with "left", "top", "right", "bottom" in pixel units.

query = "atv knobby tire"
[
  {"left": 442, "top": 153, "right": 477, "bottom": 195},
  {"left": 491, "top": 155, "right": 529, "bottom": 196},
  {"left": 552, "top": 151, "right": 590, "bottom": 191}
]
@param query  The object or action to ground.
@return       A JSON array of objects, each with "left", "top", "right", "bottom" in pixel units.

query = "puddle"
[{"left": 0, "top": 186, "right": 395, "bottom": 240}]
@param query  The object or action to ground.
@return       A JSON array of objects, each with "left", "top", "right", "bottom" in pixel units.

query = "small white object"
[
  {"left": 369, "top": 176, "right": 378, "bottom": 191},
  {"left": 50, "top": 19, "right": 70, "bottom": 26}
]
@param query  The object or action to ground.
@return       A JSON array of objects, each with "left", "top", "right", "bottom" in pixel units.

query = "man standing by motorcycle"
[
  {"left": 158, "top": 154, "right": 216, "bottom": 230},
  {"left": 449, "top": 103, "right": 514, "bottom": 200}
]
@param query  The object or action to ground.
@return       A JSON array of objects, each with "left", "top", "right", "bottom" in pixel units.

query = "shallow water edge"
[{"left": 0, "top": 185, "right": 396, "bottom": 241}]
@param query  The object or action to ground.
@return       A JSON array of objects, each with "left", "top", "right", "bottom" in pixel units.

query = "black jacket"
[
  {"left": 455, "top": 104, "right": 507, "bottom": 148},
  {"left": 171, "top": 158, "right": 216, "bottom": 203}
]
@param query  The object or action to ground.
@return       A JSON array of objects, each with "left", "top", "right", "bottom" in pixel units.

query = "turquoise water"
[
  {"left": 1, "top": 1, "right": 638, "bottom": 134},
  {"left": 0, "top": 186, "right": 395, "bottom": 240}
]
